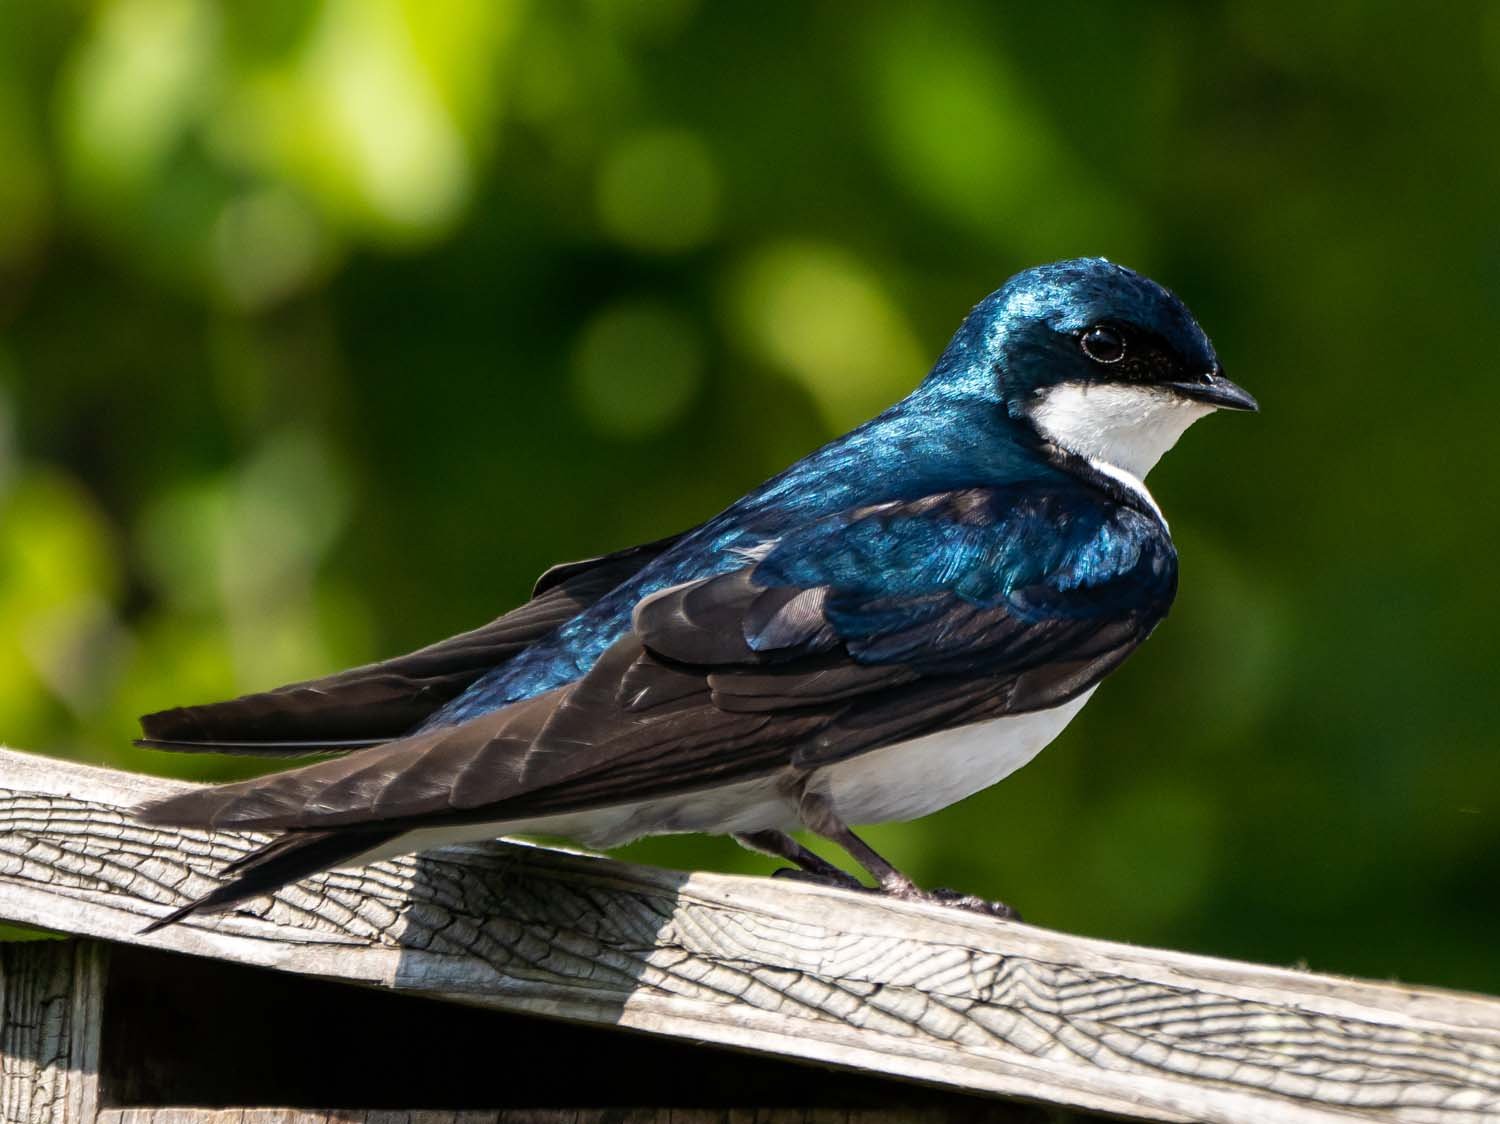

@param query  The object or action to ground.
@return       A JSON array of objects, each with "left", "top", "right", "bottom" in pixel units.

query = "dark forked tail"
[{"left": 138, "top": 825, "right": 401, "bottom": 933}]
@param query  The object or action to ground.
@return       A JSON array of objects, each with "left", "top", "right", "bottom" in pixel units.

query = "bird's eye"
[{"left": 1080, "top": 325, "right": 1125, "bottom": 364}]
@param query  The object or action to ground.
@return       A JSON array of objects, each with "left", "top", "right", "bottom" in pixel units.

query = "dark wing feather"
[
  {"left": 140, "top": 487, "right": 1175, "bottom": 834},
  {"left": 137, "top": 635, "right": 801, "bottom": 830},
  {"left": 136, "top": 532, "right": 687, "bottom": 754},
  {"left": 138, "top": 826, "right": 402, "bottom": 932},
  {"left": 530, "top": 531, "right": 691, "bottom": 596},
  {"left": 139, "top": 691, "right": 559, "bottom": 828}
]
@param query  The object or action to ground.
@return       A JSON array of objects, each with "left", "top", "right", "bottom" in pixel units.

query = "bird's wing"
[
  {"left": 139, "top": 486, "right": 1175, "bottom": 831},
  {"left": 136, "top": 532, "right": 690, "bottom": 754}
]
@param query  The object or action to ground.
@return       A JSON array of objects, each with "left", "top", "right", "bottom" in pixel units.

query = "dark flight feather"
[
  {"left": 138, "top": 826, "right": 400, "bottom": 933},
  {"left": 129, "top": 256, "right": 1235, "bottom": 931},
  {"left": 138, "top": 486, "right": 1174, "bottom": 838},
  {"left": 136, "top": 533, "right": 686, "bottom": 755},
  {"left": 530, "top": 532, "right": 690, "bottom": 597}
]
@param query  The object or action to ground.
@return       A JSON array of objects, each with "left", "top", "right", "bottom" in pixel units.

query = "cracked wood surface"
[
  {"left": 99, "top": 1112, "right": 1024, "bottom": 1123},
  {"left": 2, "top": 747, "right": 1499, "bottom": 1124},
  {"left": 1, "top": 940, "right": 104, "bottom": 1124}
]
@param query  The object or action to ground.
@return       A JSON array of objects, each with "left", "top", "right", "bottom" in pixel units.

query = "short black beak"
[{"left": 1168, "top": 368, "right": 1259, "bottom": 412}]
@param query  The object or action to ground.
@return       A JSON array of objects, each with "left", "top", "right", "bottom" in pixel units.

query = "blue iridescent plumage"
[
  {"left": 134, "top": 257, "right": 1255, "bottom": 930},
  {"left": 427, "top": 259, "right": 1197, "bottom": 720}
]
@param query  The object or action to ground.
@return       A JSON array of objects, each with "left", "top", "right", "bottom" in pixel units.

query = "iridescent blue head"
[{"left": 922, "top": 258, "right": 1257, "bottom": 480}]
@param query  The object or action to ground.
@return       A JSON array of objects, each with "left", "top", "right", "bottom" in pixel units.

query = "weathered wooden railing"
[{"left": 2, "top": 747, "right": 1498, "bottom": 1124}]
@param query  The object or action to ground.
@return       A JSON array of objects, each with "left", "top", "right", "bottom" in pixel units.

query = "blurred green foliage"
[{"left": 1, "top": 1, "right": 1497, "bottom": 991}]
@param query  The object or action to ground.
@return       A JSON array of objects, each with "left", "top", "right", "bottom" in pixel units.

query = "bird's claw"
[
  {"left": 887, "top": 884, "right": 1021, "bottom": 921},
  {"left": 929, "top": 887, "right": 1021, "bottom": 920}
]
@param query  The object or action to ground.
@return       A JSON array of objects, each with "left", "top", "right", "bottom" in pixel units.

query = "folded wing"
[
  {"left": 140, "top": 486, "right": 1175, "bottom": 833},
  {"left": 136, "top": 533, "right": 687, "bottom": 754}
]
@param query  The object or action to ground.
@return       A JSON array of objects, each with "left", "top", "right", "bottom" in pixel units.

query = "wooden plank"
[
  {"left": 97, "top": 1113, "right": 1030, "bottom": 1124},
  {"left": 0, "top": 940, "right": 105, "bottom": 1124},
  {"left": 3, "top": 748, "right": 1500, "bottom": 1124}
]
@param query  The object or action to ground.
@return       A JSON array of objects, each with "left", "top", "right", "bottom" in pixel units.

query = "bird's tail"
[{"left": 138, "top": 825, "right": 401, "bottom": 933}]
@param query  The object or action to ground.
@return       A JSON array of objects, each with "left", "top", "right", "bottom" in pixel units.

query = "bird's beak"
[{"left": 1168, "top": 368, "right": 1259, "bottom": 412}]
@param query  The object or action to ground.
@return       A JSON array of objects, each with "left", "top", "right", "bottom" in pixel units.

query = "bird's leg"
[
  {"left": 793, "top": 795, "right": 915, "bottom": 895},
  {"left": 797, "top": 792, "right": 1020, "bottom": 920},
  {"left": 732, "top": 830, "right": 863, "bottom": 891}
]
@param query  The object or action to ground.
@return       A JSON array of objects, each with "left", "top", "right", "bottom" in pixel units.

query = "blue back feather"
[{"left": 424, "top": 258, "right": 1194, "bottom": 727}]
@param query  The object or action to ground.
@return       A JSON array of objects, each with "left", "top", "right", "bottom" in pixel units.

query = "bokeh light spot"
[
  {"left": 295, "top": 0, "right": 471, "bottom": 238},
  {"left": 212, "top": 185, "right": 330, "bottom": 308},
  {"left": 597, "top": 128, "right": 719, "bottom": 253},
  {"left": 731, "top": 242, "right": 925, "bottom": 431},
  {"left": 0, "top": 82, "right": 49, "bottom": 266},
  {"left": 137, "top": 478, "right": 229, "bottom": 614},
  {"left": 59, "top": 0, "right": 214, "bottom": 199},
  {"left": 0, "top": 471, "right": 123, "bottom": 738},
  {"left": 572, "top": 300, "right": 704, "bottom": 438},
  {"left": 865, "top": 9, "right": 1144, "bottom": 259}
]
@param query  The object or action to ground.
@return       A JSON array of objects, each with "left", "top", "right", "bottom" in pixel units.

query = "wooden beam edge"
[
  {"left": 4, "top": 746, "right": 1499, "bottom": 1124},
  {"left": 8, "top": 749, "right": 1491, "bottom": 1034}
]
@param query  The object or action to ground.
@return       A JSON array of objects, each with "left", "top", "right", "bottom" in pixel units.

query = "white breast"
[
  {"left": 1027, "top": 381, "right": 1213, "bottom": 481},
  {"left": 806, "top": 687, "right": 1096, "bottom": 825}
]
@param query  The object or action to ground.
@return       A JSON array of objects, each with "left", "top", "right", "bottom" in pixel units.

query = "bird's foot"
[
  {"left": 771, "top": 866, "right": 865, "bottom": 892},
  {"left": 921, "top": 886, "right": 1021, "bottom": 921},
  {"left": 784, "top": 798, "right": 1021, "bottom": 918},
  {"left": 880, "top": 879, "right": 1021, "bottom": 921}
]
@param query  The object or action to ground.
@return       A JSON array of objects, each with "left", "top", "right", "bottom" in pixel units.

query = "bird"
[{"left": 134, "top": 257, "right": 1257, "bottom": 932}]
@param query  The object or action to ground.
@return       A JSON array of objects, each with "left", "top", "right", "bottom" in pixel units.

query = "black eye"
[{"left": 1080, "top": 325, "right": 1125, "bottom": 364}]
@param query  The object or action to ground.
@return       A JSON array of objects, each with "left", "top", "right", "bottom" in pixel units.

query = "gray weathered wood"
[
  {"left": 97, "top": 1110, "right": 1034, "bottom": 1123},
  {"left": 0, "top": 939, "right": 105, "bottom": 1124},
  {"left": 2, "top": 747, "right": 1499, "bottom": 1124}
]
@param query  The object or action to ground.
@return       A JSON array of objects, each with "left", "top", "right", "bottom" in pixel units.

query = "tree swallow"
[{"left": 136, "top": 258, "right": 1257, "bottom": 931}]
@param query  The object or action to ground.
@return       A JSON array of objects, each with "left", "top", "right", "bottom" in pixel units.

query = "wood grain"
[
  {"left": 3, "top": 748, "right": 1499, "bottom": 1124},
  {"left": 0, "top": 940, "right": 104, "bottom": 1124},
  {"left": 99, "top": 1111, "right": 1025, "bottom": 1124}
]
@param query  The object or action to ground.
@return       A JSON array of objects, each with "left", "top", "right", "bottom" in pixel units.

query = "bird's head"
[{"left": 926, "top": 258, "right": 1257, "bottom": 480}]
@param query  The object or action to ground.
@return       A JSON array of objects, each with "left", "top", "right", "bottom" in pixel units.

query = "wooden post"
[
  {"left": 0, "top": 940, "right": 105, "bottom": 1124},
  {"left": 2, "top": 747, "right": 1498, "bottom": 1124}
]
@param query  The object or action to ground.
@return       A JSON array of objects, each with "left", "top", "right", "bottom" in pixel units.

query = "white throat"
[{"left": 1026, "top": 382, "right": 1213, "bottom": 517}]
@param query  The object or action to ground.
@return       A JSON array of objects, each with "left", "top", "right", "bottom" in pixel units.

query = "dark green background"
[{"left": 2, "top": 2, "right": 1495, "bottom": 990}]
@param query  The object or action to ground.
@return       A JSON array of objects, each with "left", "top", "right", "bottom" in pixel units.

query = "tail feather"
[
  {"left": 139, "top": 827, "right": 401, "bottom": 933},
  {"left": 134, "top": 735, "right": 384, "bottom": 756},
  {"left": 135, "top": 531, "right": 689, "bottom": 756}
]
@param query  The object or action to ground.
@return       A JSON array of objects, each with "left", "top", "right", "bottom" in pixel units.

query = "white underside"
[
  {"left": 1026, "top": 381, "right": 1214, "bottom": 520},
  {"left": 354, "top": 688, "right": 1097, "bottom": 865},
  {"left": 351, "top": 384, "right": 1205, "bottom": 870}
]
